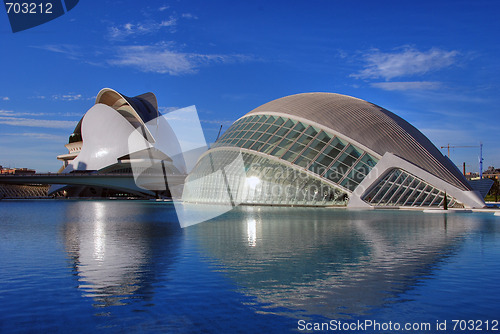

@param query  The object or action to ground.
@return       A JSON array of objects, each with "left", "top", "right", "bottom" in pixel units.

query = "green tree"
[{"left": 487, "top": 178, "right": 499, "bottom": 202}]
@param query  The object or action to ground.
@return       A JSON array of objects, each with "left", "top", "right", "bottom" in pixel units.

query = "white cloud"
[
  {"left": 371, "top": 81, "right": 443, "bottom": 91},
  {"left": 200, "top": 119, "right": 233, "bottom": 126},
  {"left": 107, "top": 18, "right": 177, "bottom": 40},
  {"left": 181, "top": 13, "right": 198, "bottom": 19},
  {"left": 0, "top": 116, "right": 77, "bottom": 128},
  {"left": 59, "top": 111, "right": 83, "bottom": 117},
  {"left": 108, "top": 43, "right": 245, "bottom": 75},
  {"left": 159, "top": 5, "right": 169, "bottom": 11},
  {"left": 159, "top": 106, "right": 181, "bottom": 114},
  {"left": 2, "top": 96, "right": 9, "bottom": 101},
  {"left": 352, "top": 47, "right": 459, "bottom": 80}
]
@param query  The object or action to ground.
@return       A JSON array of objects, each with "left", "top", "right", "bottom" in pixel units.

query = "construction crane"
[{"left": 440, "top": 143, "right": 484, "bottom": 179}]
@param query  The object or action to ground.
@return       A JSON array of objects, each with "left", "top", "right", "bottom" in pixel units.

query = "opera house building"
[
  {"left": 54, "top": 88, "right": 485, "bottom": 209},
  {"left": 53, "top": 88, "right": 183, "bottom": 198},
  {"left": 182, "top": 93, "right": 485, "bottom": 209}
]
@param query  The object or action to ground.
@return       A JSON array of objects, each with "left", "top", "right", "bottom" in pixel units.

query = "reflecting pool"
[{"left": 0, "top": 200, "right": 499, "bottom": 333}]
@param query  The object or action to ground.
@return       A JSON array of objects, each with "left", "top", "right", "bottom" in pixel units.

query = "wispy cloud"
[
  {"left": 371, "top": 81, "right": 443, "bottom": 91},
  {"left": 1, "top": 132, "right": 66, "bottom": 141},
  {"left": 0, "top": 109, "right": 49, "bottom": 117},
  {"left": 418, "top": 127, "right": 476, "bottom": 149},
  {"left": 352, "top": 47, "right": 459, "bottom": 80},
  {"left": 108, "top": 43, "right": 248, "bottom": 75},
  {"left": 36, "top": 40, "right": 251, "bottom": 76},
  {"left": 107, "top": 18, "right": 177, "bottom": 40},
  {"left": 52, "top": 93, "right": 83, "bottom": 101},
  {"left": 0, "top": 115, "right": 76, "bottom": 128},
  {"left": 58, "top": 111, "right": 84, "bottom": 117},
  {"left": 30, "top": 93, "right": 91, "bottom": 101},
  {"left": 31, "top": 44, "right": 82, "bottom": 59},
  {"left": 1, "top": 96, "right": 9, "bottom": 101}
]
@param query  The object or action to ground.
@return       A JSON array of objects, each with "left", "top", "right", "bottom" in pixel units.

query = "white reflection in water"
[
  {"left": 92, "top": 202, "right": 106, "bottom": 262},
  {"left": 64, "top": 202, "right": 150, "bottom": 307},
  {"left": 247, "top": 219, "right": 257, "bottom": 247}
]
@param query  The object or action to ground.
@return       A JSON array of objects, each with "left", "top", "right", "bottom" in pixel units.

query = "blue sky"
[{"left": 0, "top": 0, "right": 499, "bottom": 172}]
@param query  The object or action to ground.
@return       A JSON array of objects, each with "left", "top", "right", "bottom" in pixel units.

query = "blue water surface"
[{"left": 0, "top": 200, "right": 499, "bottom": 333}]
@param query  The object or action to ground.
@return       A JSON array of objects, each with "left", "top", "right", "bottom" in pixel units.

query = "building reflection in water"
[
  {"left": 62, "top": 201, "right": 181, "bottom": 307},
  {"left": 193, "top": 206, "right": 476, "bottom": 319}
]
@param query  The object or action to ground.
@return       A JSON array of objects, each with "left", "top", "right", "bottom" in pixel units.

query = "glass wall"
[
  {"left": 213, "top": 114, "right": 379, "bottom": 193},
  {"left": 362, "top": 168, "right": 463, "bottom": 208},
  {"left": 183, "top": 150, "right": 349, "bottom": 206}
]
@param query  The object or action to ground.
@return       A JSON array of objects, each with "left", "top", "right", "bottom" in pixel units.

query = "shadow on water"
[
  {"left": 61, "top": 201, "right": 183, "bottom": 308},
  {"left": 190, "top": 206, "right": 474, "bottom": 319}
]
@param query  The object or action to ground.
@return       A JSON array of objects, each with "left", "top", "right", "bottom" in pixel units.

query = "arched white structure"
[{"left": 53, "top": 88, "right": 178, "bottom": 198}]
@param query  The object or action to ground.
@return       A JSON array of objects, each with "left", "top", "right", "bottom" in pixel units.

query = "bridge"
[{"left": 0, "top": 173, "right": 188, "bottom": 198}]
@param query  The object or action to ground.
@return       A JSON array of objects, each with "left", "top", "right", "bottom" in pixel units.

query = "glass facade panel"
[
  {"left": 273, "top": 117, "right": 285, "bottom": 126},
  {"left": 309, "top": 137, "right": 329, "bottom": 152},
  {"left": 316, "top": 131, "right": 332, "bottom": 144},
  {"left": 340, "top": 177, "right": 359, "bottom": 191},
  {"left": 336, "top": 152, "right": 358, "bottom": 169},
  {"left": 282, "top": 119, "right": 296, "bottom": 129},
  {"left": 210, "top": 114, "right": 380, "bottom": 195},
  {"left": 362, "top": 168, "right": 463, "bottom": 208},
  {"left": 183, "top": 149, "right": 349, "bottom": 206}
]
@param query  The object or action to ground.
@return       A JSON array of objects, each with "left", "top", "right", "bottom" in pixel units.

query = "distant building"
[
  {"left": 0, "top": 167, "right": 36, "bottom": 175},
  {"left": 484, "top": 166, "right": 500, "bottom": 180}
]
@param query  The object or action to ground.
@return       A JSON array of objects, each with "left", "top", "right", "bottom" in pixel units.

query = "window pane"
[
  {"left": 360, "top": 154, "right": 378, "bottom": 168},
  {"left": 340, "top": 177, "right": 359, "bottom": 191},
  {"left": 282, "top": 151, "right": 299, "bottom": 162},
  {"left": 297, "top": 147, "right": 320, "bottom": 164},
  {"left": 282, "top": 119, "right": 296, "bottom": 129},
  {"left": 274, "top": 117, "right": 285, "bottom": 126},
  {"left": 325, "top": 161, "right": 350, "bottom": 183},
  {"left": 316, "top": 131, "right": 332, "bottom": 144},
  {"left": 316, "top": 153, "right": 334, "bottom": 168},
  {"left": 292, "top": 122, "right": 306, "bottom": 133},
  {"left": 321, "top": 145, "right": 342, "bottom": 162},
  {"left": 308, "top": 138, "right": 327, "bottom": 153},
  {"left": 304, "top": 126, "right": 319, "bottom": 138},
  {"left": 337, "top": 152, "right": 358, "bottom": 168},
  {"left": 345, "top": 145, "right": 363, "bottom": 159},
  {"left": 331, "top": 137, "right": 346, "bottom": 151}
]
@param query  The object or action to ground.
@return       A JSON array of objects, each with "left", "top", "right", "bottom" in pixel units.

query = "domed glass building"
[{"left": 182, "top": 93, "right": 485, "bottom": 209}]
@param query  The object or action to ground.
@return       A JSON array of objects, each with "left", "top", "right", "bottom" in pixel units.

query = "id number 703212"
[{"left": 5, "top": 2, "right": 53, "bottom": 14}]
